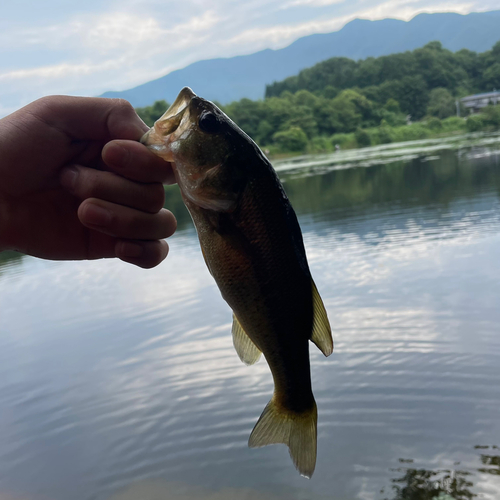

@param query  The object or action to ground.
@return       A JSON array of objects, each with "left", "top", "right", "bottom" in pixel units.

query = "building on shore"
[{"left": 461, "top": 91, "right": 500, "bottom": 114}]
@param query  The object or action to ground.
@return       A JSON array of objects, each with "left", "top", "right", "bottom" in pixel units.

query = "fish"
[{"left": 140, "top": 87, "right": 333, "bottom": 478}]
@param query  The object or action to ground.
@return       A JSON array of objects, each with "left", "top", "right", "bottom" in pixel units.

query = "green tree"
[
  {"left": 261, "top": 96, "right": 294, "bottom": 132},
  {"left": 136, "top": 100, "right": 169, "bottom": 126},
  {"left": 329, "top": 92, "right": 362, "bottom": 132},
  {"left": 355, "top": 128, "right": 371, "bottom": 147},
  {"left": 482, "top": 63, "right": 500, "bottom": 90},
  {"left": 427, "top": 88, "right": 456, "bottom": 119},
  {"left": 312, "top": 98, "right": 345, "bottom": 135},
  {"left": 414, "top": 41, "right": 468, "bottom": 91},
  {"left": 322, "top": 85, "right": 339, "bottom": 99},
  {"left": 224, "top": 98, "right": 266, "bottom": 139},
  {"left": 378, "top": 121, "right": 393, "bottom": 144},
  {"left": 354, "top": 57, "right": 382, "bottom": 87},
  {"left": 384, "top": 75, "right": 430, "bottom": 119},
  {"left": 281, "top": 105, "right": 318, "bottom": 138},
  {"left": 272, "top": 126, "right": 308, "bottom": 152},
  {"left": 293, "top": 89, "right": 319, "bottom": 108},
  {"left": 466, "top": 115, "right": 484, "bottom": 132},
  {"left": 482, "top": 104, "right": 500, "bottom": 128},
  {"left": 492, "top": 40, "right": 500, "bottom": 59},
  {"left": 378, "top": 52, "right": 417, "bottom": 83},
  {"left": 255, "top": 120, "right": 274, "bottom": 145},
  {"left": 385, "top": 98, "right": 401, "bottom": 114},
  {"left": 427, "top": 117, "right": 443, "bottom": 131}
]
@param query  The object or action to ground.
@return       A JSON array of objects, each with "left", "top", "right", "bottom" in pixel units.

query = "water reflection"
[
  {"left": 109, "top": 479, "right": 330, "bottom": 500},
  {"left": 163, "top": 184, "right": 191, "bottom": 229},
  {"left": 282, "top": 148, "right": 500, "bottom": 220},
  {"left": 108, "top": 445, "right": 500, "bottom": 500},
  {"left": 165, "top": 146, "right": 500, "bottom": 234},
  {"left": 383, "top": 461, "right": 475, "bottom": 500},
  {"left": 476, "top": 446, "right": 500, "bottom": 476},
  {"left": 380, "top": 445, "right": 499, "bottom": 500},
  {"left": 0, "top": 251, "right": 24, "bottom": 272},
  {"left": 1, "top": 142, "right": 500, "bottom": 500}
]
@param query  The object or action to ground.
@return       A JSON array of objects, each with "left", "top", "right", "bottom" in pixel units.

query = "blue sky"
[{"left": 1, "top": 0, "right": 499, "bottom": 116}]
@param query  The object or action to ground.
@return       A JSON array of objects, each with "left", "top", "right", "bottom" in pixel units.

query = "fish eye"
[{"left": 199, "top": 111, "right": 220, "bottom": 134}]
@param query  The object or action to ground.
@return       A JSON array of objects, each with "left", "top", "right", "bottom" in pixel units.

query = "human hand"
[{"left": 0, "top": 96, "right": 177, "bottom": 268}]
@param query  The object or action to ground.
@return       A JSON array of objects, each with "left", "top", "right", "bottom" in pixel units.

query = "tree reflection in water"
[
  {"left": 476, "top": 445, "right": 500, "bottom": 476},
  {"left": 380, "top": 446, "right": 499, "bottom": 500},
  {"left": 0, "top": 250, "right": 24, "bottom": 272}
]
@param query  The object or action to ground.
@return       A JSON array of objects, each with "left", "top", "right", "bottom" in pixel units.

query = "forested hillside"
[
  {"left": 137, "top": 41, "right": 500, "bottom": 153},
  {"left": 266, "top": 41, "right": 500, "bottom": 117}
]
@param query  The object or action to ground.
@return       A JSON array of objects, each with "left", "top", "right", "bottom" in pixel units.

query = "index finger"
[
  {"left": 29, "top": 95, "right": 148, "bottom": 142},
  {"left": 102, "top": 139, "right": 176, "bottom": 185}
]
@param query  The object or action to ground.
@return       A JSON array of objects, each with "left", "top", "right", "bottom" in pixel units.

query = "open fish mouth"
[{"left": 140, "top": 87, "right": 196, "bottom": 152}]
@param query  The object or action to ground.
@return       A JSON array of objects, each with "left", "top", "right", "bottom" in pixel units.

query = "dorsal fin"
[
  {"left": 232, "top": 314, "right": 262, "bottom": 365},
  {"left": 310, "top": 280, "right": 333, "bottom": 356}
]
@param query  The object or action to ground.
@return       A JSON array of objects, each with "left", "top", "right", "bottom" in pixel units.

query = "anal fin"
[
  {"left": 310, "top": 280, "right": 334, "bottom": 356},
  {"left": 232, "top": 314, "right": 262, "bottom": 365}
]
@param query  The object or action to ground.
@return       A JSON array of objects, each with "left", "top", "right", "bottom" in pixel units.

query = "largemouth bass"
[{"left": 141, "top": 87, "right": 333, "bottom": 477}]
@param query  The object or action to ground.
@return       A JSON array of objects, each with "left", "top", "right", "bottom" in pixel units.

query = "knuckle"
[
  {"left": 79, "top": 169, "right": 106, "bottom": 199},
  {"left": 30, "top": 95, "right": 65, "bottom": 117},
  {"left": 122, "top": 211, "right": 175, "bottom": 240},
  {"left": 125, "top": 213, "right": 146, "bottom": 235},
  {"left": 106, "top": 98, "right": 144, "bottom": 139},
  {"left": 112, "top": 98, "right": 135, "bottom": 116}
]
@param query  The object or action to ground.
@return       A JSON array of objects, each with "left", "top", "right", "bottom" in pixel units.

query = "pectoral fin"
[
  {"left": 232, "top": 314, "right": 262, "bottom": 365},
  {"left": 310, "top": 280, "right": 333, "bottom": 356}
]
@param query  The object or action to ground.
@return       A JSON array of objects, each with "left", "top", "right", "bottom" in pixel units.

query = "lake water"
[{"left": 1, "top": 135, "right": 500, "bottom": 500}]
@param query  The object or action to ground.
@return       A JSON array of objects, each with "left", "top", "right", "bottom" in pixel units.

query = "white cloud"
[
  {"left": 359, "top": 0, "right": 476, "bottom": 21},
  {"left": 78, "top": 14, "right": 164, "bottom": 55},
  {"left": 0, "top": 61, "right": 118, "bottom": 82},
  {"left": 220, "top": 14, "right": 350, "bottom": 47},
  {"left": 219, "top": 0, "right": 477, "bottom": 52},
  {"left": 0, "top": 10, "right": 220, "bottom": 61},
  {"left": 0, "top": 8, "right": 228, "bottom": 110},
  {"left": 282, "top": 0, "right": 345, "bottom": 7}
]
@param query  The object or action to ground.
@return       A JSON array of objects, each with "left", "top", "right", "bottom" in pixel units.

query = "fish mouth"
[{"left": 140, "top": 87, "right": 196, "bottom": 151}]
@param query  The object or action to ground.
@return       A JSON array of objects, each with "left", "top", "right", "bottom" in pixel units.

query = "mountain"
[{"left": 100, "top": 10, "right": 500, "bottom": 107}]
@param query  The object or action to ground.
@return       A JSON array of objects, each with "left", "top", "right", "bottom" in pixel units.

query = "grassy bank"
[{"left": 266, "top": 106, "right": 500, "bottom": 156}]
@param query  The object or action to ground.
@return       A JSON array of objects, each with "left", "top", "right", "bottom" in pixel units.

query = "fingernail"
[
  {"left": 118, "top": 242, "right": 144, "bottom": 258},
  {"left": 82, "top": 204, "right": 112, "bottom": 227},
  {"left": 60, "top": 166, "right": 79, "bottom": 191}
]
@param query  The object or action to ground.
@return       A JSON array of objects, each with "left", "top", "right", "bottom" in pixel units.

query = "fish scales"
[
  {"left": 141, "top": 87, "right": 333, "bottom": 478},
  {"left": 186, "top": 165, "right": 315, "bottom": 410}
]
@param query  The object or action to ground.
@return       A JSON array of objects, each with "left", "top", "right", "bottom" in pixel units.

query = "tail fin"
[{"left": 248, "top": 397, "right": 317, "bottom": 478}]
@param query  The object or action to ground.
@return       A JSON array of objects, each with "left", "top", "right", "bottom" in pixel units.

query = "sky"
[{"left": 1, "top": 0, "right": 500, "bottom": 117}]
